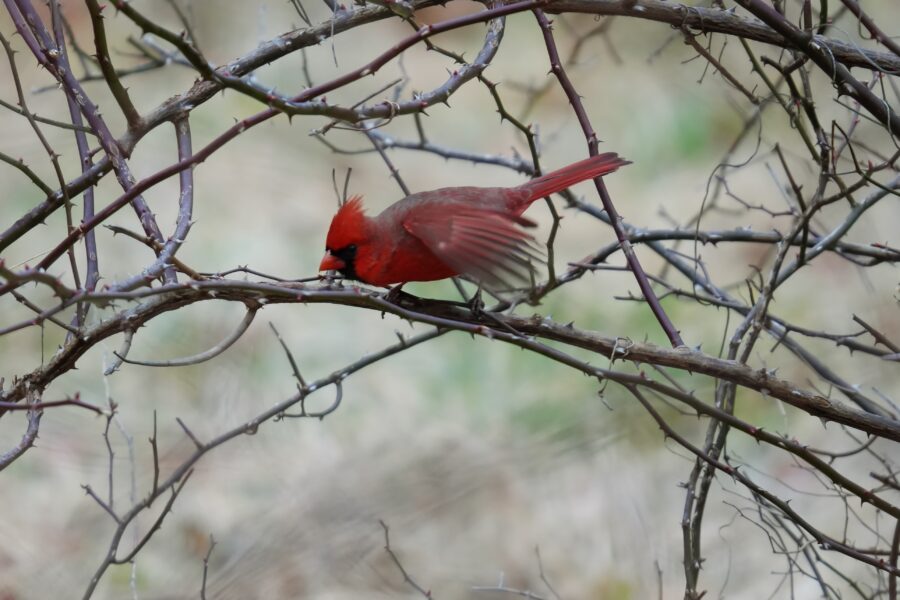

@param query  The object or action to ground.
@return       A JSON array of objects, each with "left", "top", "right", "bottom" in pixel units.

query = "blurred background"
[{"left": 0, "top": 0, "right": 897, "bottom": 597}]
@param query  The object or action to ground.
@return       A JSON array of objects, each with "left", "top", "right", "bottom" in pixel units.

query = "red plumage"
[{"left": 319, "top": 152, "right": 630, "bottom": 288}]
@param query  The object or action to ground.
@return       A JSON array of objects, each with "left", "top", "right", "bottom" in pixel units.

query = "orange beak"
[{"left": 319, "top": 252, "right": 345, "bottom": 272}]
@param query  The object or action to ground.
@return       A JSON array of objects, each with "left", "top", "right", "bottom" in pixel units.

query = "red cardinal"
[{"left": 319, "top": 152, "right": 629, "bottom": 288}]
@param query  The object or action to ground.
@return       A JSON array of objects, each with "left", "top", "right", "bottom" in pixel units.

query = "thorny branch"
[
  {"left": 533, "top": 7, "right": 684, "bottom": 348},
  {"left": 0, "top": 0, "right": 898, "bottom": 597}
]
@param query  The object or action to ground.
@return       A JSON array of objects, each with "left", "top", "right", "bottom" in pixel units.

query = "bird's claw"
[
  {"left": 467, "top": 287, "right": 486, "bottom": 317},
  {"left": 383, "top": 283, "right": 405, "bottom": 304}
]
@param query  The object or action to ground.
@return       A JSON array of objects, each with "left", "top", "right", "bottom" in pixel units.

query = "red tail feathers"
[{"left": 519, "top": 152, "right": 630, "bottom": 203}]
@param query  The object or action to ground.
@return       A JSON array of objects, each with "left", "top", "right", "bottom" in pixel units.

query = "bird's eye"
[{"left": 347, "top": 244, "right": 357, "bottom": 251}]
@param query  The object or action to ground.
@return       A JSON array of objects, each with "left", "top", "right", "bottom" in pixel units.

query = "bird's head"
[{"left": 319, "top": 196, "right": 371, "bottom": 282}]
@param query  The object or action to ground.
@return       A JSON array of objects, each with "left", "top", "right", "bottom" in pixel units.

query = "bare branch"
[
  {"left": 379, "top": 520, "right": 434, "bottom": 599},
  {"left": 117, "top": 306, "right": 258, "bottom": 368}
]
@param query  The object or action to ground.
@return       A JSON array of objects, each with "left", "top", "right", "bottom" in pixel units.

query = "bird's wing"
[{"left": 403, "top": 205, "right": 542, "bottom": 289}]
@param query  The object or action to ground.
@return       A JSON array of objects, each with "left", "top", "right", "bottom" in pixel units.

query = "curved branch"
[
  {"left": 0, "top": 402, "right": 41, "bottom": 471},
  {"left": 117, "top": 306, "right": 258, "bottom": 368},
  {"left": 108, "top": 117, "right": 196, "bottom": 292},
  {"left": 103, "top": 329, "right": 134, "bottom": 376}
]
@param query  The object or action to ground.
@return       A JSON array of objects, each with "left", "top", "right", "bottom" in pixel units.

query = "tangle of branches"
[{"left": 0, "top": 0, "right": 897, "bottom": 597}]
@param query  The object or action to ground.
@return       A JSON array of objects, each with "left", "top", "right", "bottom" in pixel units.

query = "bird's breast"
[{"left": 357, "top": 228, "right": 457, "bottom": 286}]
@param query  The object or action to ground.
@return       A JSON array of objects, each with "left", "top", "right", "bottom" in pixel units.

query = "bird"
[{"left": 318, "top": 152, "right": 630, "bottom": 289}]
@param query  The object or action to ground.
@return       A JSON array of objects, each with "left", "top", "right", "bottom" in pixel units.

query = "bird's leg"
[
  {"left": 467, "top": 285, "right": 485, "bottom": 317},
  {"left": 319, "top": 271, "right": 344, "bottom": 288},
  {"left": 383, "top": 282, "right": 406, "bottom": 304},
  {"left": 468, "top": 286, "right": 527, "bottom": 338}
]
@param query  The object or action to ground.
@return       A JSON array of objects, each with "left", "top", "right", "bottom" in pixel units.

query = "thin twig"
[{"left": 379, "top": 520, "right": 433, "bottom": 599}]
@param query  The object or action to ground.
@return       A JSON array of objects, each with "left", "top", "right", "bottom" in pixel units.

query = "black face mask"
[{"left": 328, "top": 244, "right": 359, "bottom": 281}]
